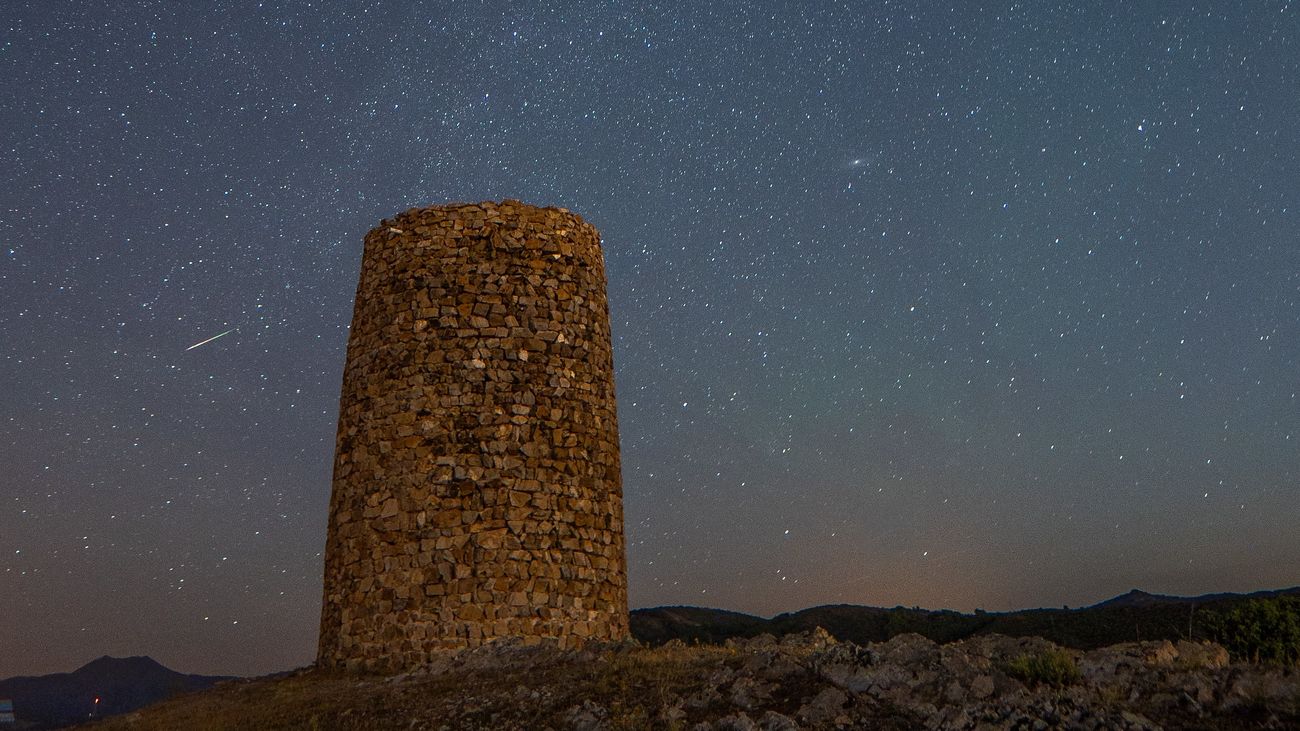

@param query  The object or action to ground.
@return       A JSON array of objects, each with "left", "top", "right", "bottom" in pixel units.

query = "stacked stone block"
[{"left": 318, "top": 200, "right": 627, "bottom": 672}]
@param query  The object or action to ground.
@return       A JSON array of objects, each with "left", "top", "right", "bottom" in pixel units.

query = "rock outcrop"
[{"left": 93, "top": 631, "right": 1300, "bottom": 730}]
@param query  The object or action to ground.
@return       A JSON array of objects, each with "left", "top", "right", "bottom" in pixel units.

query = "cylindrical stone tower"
[{"left": 318, "top": 200, "right": 627, "bottom": 672}]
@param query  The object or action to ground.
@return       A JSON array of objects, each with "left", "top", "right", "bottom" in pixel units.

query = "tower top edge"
[{"left": 379, "top": 200, "right": 595, "bottom": 229}]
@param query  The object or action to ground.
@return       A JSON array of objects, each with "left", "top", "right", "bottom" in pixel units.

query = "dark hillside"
[
  {"left": 0, "top": 656, "right": 230, "bottom": 730},
  {"left": 631, "top": 586, "right": 1300, "bottom": 650}
]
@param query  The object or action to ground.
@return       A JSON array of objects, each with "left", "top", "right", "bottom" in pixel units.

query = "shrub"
[
  {"left": 1206, "top": 596, "right": 1300, "bottom": 666},
  {"left": 1004, "top": 648, "right": 1082, "bottom": 688}
]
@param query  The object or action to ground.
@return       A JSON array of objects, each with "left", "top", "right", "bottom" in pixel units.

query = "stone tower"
[{"left": 318, "top": 200, "right": 627, "bottom": 672}]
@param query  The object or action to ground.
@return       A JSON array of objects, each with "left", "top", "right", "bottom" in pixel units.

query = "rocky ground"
[{"left": 83, "top": 630, "right": 1298, "bottom": 730}]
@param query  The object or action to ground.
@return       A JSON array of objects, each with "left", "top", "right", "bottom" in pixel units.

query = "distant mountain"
[
  {"left": 630, "top": 586, "right": 1300, "bottom": 650},
  {"left": 1089, "top": 589, "right": 1184, "bottom": 609},
  {"left": 625, "top": 605, "right": 770, "bottom": 646},
  {"left": 0, "top": 656, "right": 232, "bottom": 729},
  {"left": 1090, "top": 586, "right": 1300, "bottom": 609}
]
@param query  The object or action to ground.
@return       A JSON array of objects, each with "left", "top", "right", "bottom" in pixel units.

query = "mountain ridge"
[
  {"left": 1089, "top": 585, "right": 1300, "bottom": 609},
  {"left": 629, "top": 585, "right": 1300, "bottom": 648},
  {"left": 0, "top": 655, "right": 231, "bottom": 730}
]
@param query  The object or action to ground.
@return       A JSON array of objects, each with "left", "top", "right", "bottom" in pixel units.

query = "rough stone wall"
[{"left": 318, "top": 200, "right": 627, "bottom": 672}]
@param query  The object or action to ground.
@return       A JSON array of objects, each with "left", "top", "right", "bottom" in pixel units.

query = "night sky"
[{"left": 3, "top": 2, "right": 1298, "bottom": 678}]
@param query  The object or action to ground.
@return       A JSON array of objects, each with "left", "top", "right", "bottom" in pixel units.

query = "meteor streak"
[{"left": 185, "top": 328, "right": 235, "bottom": 351}]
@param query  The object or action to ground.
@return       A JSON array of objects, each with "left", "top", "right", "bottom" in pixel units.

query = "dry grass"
[
  {"left": 1003, "top": 648, "right": 1082, "bottom": 688},
  {"left": 79, "top": 643, "right": 739, "bottom": 731}
]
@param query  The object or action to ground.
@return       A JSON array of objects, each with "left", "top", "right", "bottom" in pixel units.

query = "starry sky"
[{"left": 3, "top": 1, "right": 1298, "bottom": 678}]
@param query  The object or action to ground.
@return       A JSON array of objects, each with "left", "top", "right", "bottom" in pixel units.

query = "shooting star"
[{"left": 185, "top": 328, "right": 236, "bottom": 351}]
